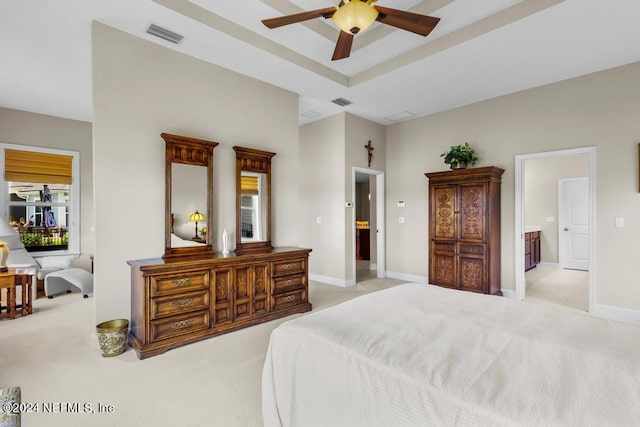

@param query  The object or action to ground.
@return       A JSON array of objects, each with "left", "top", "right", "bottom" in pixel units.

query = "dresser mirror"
[
  {"left": 233, "top": 146, "right": 275, "bottom": 255},
  {"left": 162, "top": 133, "right": 218, "bottom": 260}
]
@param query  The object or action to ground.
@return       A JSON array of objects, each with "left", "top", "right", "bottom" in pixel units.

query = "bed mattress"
[{"left": 262, "top": 283, "right": 640, "bottom": 426}]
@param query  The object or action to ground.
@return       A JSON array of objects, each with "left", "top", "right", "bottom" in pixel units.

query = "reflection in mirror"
[
  {"left": 162, "top": 133, "right": 218, "bottom": 260},
  {"left": 171, "top": 163, "right": 207, "bottom": 242},
  {"left": 240, "top": 172, "right": 267, "bottom": 242},
  {"left": 233, "top": 146, "right": 275, "bottom": 255}
]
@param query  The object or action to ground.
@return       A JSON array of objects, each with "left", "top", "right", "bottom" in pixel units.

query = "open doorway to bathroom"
[
  {"left": 352, "top": 167, "right": 385, "bottom": 283},
  {"left": 515, "top": 147, "right": 595, "bottom": 313}
]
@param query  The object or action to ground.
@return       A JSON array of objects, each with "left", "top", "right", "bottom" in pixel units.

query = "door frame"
[
  {"left": 514, "top": 146, "right": 596, "bottom": 313},
  {"left": 558, "top": 177, "right": 590, "bottom": 270},
  {"left": 352, "top": 167, "right": 385, "bottom": 281}
]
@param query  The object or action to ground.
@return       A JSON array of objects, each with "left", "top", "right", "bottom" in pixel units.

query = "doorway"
[
  {"left": 515, "top": 147, "right": 595, "bottom": 312},
  {"left": 352, "top": 167, "right": 385, "bottom": 283}
]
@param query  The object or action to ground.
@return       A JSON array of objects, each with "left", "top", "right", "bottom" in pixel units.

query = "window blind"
[
  {"left": 241, "top": 175, "right": 259, "bottom": 195},
  {"left": 4, "top": 149, "right": 73, "bottom": 184}
]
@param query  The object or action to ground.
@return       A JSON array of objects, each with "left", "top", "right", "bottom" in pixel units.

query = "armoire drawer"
[
  {"left": 150, "top": 271, "right": 209, "bottom": 297},
  {"left": 150, "top": 290, "right": 210, "bottom": 320},
  {"left": 272, "top": 289, "right": 307, "bottom": 311},
  {"left": 150, "top": 310, "right": 210, "bottom": 342},
  {"left": 273, "top": 274, "right": 305, "bottom": 294},
  {"left": 272, "top": 258, "right": 305, "bottom": 277}
]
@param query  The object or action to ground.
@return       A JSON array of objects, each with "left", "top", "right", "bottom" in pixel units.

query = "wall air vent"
[
  {"left": 146, "top": 24, "right": 184, "bottom": 44},
  {"left": 331, "top": 97, "right": 352, "bottom": 107}
]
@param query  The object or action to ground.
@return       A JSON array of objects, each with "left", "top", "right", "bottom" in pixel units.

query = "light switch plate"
[
  {"left": 316, "top": 217, "right": 322, "bottom": 224},
  {"left": 545, "top": 216, "right": 555, "bottom": 223},
  {"left": 397, "top": 201, "right": 405, "bottom": 208},
  {"left": 615, "top": 217, "right": 624, "bottom": 227},
  {"left": 398, "top": 217, "right": 405, "bottom": 224}
]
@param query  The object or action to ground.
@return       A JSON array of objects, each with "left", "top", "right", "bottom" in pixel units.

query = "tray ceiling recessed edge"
[{"left": 153, "top": 0, "right": 564, "bottom": 88}]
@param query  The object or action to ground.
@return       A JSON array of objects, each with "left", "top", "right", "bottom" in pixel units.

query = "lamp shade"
[
  {"left": 332, "top": 0, "right": 379, "bottom": 35},
  {"left": 189, "top": 211, "right": 205, "bottom": 222}
]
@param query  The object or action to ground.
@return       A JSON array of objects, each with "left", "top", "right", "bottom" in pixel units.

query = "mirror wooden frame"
[
  {"left": 162, "top": 133, "right": 218, "bottom": 260},
  {"left": 233, "top": 146, "right": 275, "bottom": 255}
]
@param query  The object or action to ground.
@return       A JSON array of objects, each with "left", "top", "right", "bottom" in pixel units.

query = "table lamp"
[{"left": 189, "top": 211, "right": 205, "bottom": 239}]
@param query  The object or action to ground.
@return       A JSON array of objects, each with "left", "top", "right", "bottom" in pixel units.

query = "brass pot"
[{"left": 96, "top": 319, "right": 129, "bottom": 357}]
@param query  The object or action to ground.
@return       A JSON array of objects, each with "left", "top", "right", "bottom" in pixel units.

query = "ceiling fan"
[{"left": 261, "top": 0, "right": 440, "bottom": 61}]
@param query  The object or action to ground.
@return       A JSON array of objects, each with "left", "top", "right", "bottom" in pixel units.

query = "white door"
[{"left": 559, "top": 178, "right": 589, "bottom": 270}]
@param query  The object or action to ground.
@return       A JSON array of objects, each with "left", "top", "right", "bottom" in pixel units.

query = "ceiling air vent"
[
  {"left": 146, "top": 24, "right": 184, "bottom": 44},
  {"left": 331, "top": 97, "right": 352, "bottom": 107}
]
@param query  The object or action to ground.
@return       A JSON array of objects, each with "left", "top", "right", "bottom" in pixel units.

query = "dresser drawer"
[
  {"left": 150, "top": 271, "right": 209, "bottom": 297},
  {"left": 272, "top": 258, "right": 305, "bottom": 277},
  {"left": 150, "top": 290, "right": 209, "bottom": 320},
  {"left": 150, "top": 310, "right": 210, "bottom": 342},
  {"left": 272, "top": 289, "right": 307, "bottom": 311},
  {"left": 273, "top": 274, "right": 305, "bottom": 294}
]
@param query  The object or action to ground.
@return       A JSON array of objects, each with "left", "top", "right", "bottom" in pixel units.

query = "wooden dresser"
[
  {"left": 524, "top": 231, "right": 541, "bottom": 271},
  {"left": 128, "top": 247, "right": 311, "bottom": 359},
  {"left": 425, "top": 167, "right": 504, "bottom": 295}
]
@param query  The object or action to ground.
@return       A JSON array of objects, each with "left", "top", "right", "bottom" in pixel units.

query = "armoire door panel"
[
  {"left": 459, "top": 184, "right": 486, "bottom": 242},
  {"left": 458, "top": 243, "right": 485, "bottom": 259},
  {"left": 458, "top": 256, "right": 486, "bottom": 293},
  {"left": 430, "top": 253, "right": 456, "bottom": 288},
  {"left": 432, "top": 186, "right": 457, "bottom": 239}
]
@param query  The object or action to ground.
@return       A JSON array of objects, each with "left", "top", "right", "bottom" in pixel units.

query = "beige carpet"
[
  {"left": 0, "top": 278, "right": 401, "bottom": 427},
  {"left": 525, "top": 263, "right": 589, "bottom": 312}
]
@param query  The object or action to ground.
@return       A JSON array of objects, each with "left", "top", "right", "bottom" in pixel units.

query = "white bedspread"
[{"left": 262, "top": 283, "right": 640, "bottom": 426}]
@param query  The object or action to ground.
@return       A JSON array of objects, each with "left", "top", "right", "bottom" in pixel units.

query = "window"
[
  {"left": 1, "top": 144, "right": 80, "bottom": 255},
  {"left": 240, "top": 173, "right": 261, "bottom": 241},
  {"left": 240, "top": 194, "right": 258, "bottom": 239}
]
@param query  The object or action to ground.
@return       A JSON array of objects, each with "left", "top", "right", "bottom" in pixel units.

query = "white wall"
[
  {"left": 92, "top": 23, "right": 300, "bottom": 322},
  {"left": 524, "top": 154, "right": 589, "bottom": 263},
  {"left": 0, "top": 107, "right": 93, "bottom": 271},
  {"left": 299, "top": 114, "right": 346, "bottom": 283},
  {"left": 386, "top": 60, "right": 640, "bottom": 311},
  {"left": 345, "top": 113, "right": 386, "bottom": 281},
  {"left": 300, "top": 112, "right": 386, "bottom": 285}
]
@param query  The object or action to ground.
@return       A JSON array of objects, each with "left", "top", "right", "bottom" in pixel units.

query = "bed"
[
  {"left": 170, "top": 233, "right": 205, "bottom": 247},
  {"left": 262, "top": 283, "right": 640, "bottom": 426}
]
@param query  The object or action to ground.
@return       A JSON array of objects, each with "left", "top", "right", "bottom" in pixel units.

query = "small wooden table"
[{"left": 0, "top": 269, "right": 33, "bottom": 320}]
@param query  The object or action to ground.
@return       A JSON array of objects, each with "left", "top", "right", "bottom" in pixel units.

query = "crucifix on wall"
[{"left": 364, "top": 140, "right": 374, "bottom": 167}]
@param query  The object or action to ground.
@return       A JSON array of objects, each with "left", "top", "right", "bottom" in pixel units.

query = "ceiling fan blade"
[
  {"left": 332, "top": 31, "right": 354, "bottom": 61},
  {"left": 262, "top": 7, "right": 337, "bottom": 29},
  {"left": 374, "top": 6, "right": 440, "bottom": 37}
]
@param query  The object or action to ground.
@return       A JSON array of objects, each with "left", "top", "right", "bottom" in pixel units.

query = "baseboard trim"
[
  {"left": 501, "top": 289, "right": 516, "bottom": 299},
  {"left": 386, "top": 271, "right": 428, "bottom": 283},
  {"left": 592, "top": 303, "right": 640, "bottom": 324},
  {"left": 538, "top": 262, "right": 560, "bottom": 267},
  {"left": 309, "top": 274, "right": 351, "bottom": 287}
]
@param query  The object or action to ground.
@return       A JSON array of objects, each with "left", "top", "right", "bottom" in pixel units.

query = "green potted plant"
[{"left": 440, "top": 142, "right": 478, "bottom": 170}]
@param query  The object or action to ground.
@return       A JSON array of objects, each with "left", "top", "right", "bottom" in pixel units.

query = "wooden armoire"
[{"left": 425, "top": 166, "right": 504, "bottom": 295}]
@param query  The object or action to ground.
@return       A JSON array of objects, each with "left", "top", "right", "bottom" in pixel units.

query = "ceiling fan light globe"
[{"left": 332, "top": 1, "right": 379, "bottom": 35}]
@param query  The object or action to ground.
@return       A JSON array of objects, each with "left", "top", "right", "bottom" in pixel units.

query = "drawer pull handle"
[
  {"left": 170, "top": 319, "right": 193, "bottom": 330},
  {"left": 172, "top": 278, "right": 192, "bottom": 287},
  {"left": 281, "top": 263, "right": 296, "bottom": 271},
  {"left": 282, "top": 295, "right": 296, "bottom": 303},
  {"left": 282, "top": 279, "right": 296, "bottom": 287},
  {"left": 172, "top": 298, "right": 193, "bottom": 308}
]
